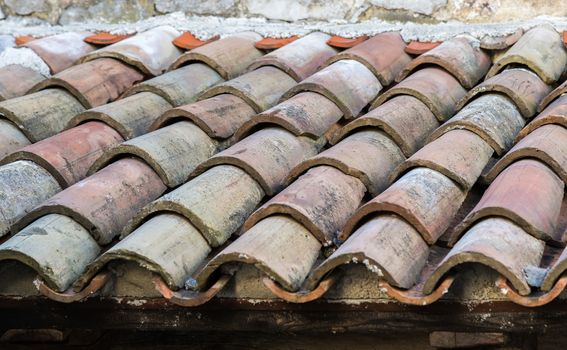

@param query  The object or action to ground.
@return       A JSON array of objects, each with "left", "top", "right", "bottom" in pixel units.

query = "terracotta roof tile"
[
  {"left": 326, "top": 35, "right": 368, "bottom": 49},
  {"left": 255, "top": 36, "right": 298, "bottom": 50},
  {"left": 172, "top": 32, "right": 219, "bottom": 50},
  {"left": 0, "top": 65, "right": 45, "bottom": 101}
]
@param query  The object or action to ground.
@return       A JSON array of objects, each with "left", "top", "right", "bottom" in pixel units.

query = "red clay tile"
[
  {"left": 172, "top": 32, "right": 219, "bottom": 50},
  {"left": 262, "top": 273, "right": 337, "bottom": 303},
  {"left": 243, "top": 166, "right": 366, "bottom": 244},
  {"left": 81, "top": 26, "right": 182, "bottom": 76},
  {"left": 0, "top": 65, "right": 45, "bottom": 101},
  {"left": 282, "top": 59, "right": 381, "bottom": 119},
  {"left": 479, "top": 29, "right": 523, "bottom": 50},
  {"left": 404, "top": 41, "right": 441, "bottom": 55},
  {"left": 457, "top": 68, "right": 551, "bottom": 118},
  {"left": 519, "top": 94, "right": 567, "bottom": 140},
  {"left": 326, "top": 35, "right": 368, "bottom": 49},
  {"left": 154, "top": 94, "right": 256, "bottom": 140},
  {"left": 193, "top": 127, "right": 320, "bottom": 195},
  {"left": 15, "top": 35, "right": 35, "bottom": 46},
  {"left": 428, "top": 94, "right": 524, "bottom": 155},
  {"left": 171, "top": 32, "right": 263, "bottom": 79},
  {"left": 15, "top": 158, "right": 167, "bottom": 244},
  {"left": 451, "top": 160, "right": 563, "bottom": 243},
  {"left": 0, "top": 119, "right": 30, "bottom": 159},
  {"left": 288, "top": 130, "right": 405, "bottom": 197},
  {"left": 235, "top": 91, "right": 343, "bottom": 140},
  {"left": 497, "top": 274, "right": 567, "bottom": 307},
  {"left": 486, "top": 25, "right": 567, "bottom": 84},
  {"left": 1, "top": 121, "right": 123, "bottom": 187},
  {"left": 22, "top": 32, "right": 96, "bottom": 74},
  {"left": 333, "top": 95, "right": 439, "bottom": 157},
  {"left": 255, "top": 36, "right": 298, "bottom": 50},
  {"left": 341, "top": 167, "right": 467, "bottom": 244},
  {"left": 31, "top": 58, "right": 144, "bottom": 108},
  {"left": 394, "top": 130, "right": 493, "bottom": 190},
  {"left": 200, "top": 66, "right": 296, "bottom": 113},
  {"left": 398, "top": 37, "right": 491, "bottom": 89},
  {"left": 325, "top": 32, "right": 411, "bottom": 86},
  {"left": 84, "top": 32, "right": 134, "bottom": 45},
  {"left": 249, "top": 32, "right": 337, "bottom": 82},
  {"left": 539, "top": 79, "right": 567, "bottom": 113},
  {"left": 371, "top": 67, "right": 467, "bottom": 122}
]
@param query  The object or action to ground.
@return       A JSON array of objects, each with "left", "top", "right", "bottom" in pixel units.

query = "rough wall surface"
[{"left": 0, "top": 0, "right": 565, "bottom": 25}]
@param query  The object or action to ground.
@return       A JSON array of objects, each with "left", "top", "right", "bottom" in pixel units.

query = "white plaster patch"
[{"left": 0, "top": 46, "right": 50, "bottom": 76}]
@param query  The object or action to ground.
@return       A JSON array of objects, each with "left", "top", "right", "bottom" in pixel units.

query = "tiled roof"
[{"left": 0, "top": 24, "right": 567, "bottom": 310}]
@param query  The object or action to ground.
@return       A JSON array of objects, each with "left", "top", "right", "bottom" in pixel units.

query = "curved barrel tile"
[
  {"left": 30, "top": 58, "right": 144, "bottom": 108},
  {"left": 424, "top": 218, "right": 545, "bottom": 296},
  {"left": 457, "top": 68, "right": 551, "bottom": 119},
  {"left": 397, "top": 37, "right": 491, "bottom": 89},
  {"left": 539, "top": 80, "right": 567, "bottom": 112},
  {"left": 333, "top": 96, "right": 439, "bottom": 156},
  {"left": 15, "top": 158, "right": 167, "bottom": 245},
  {"left": 122, "top": 165, "right": 264, "bottom": 247},
  {"left": 288, "top": 130, "right": 405, "bottom": 197},
  {"left": 428, "top": 94, "right": 524, "bottom": 155},
  {"left": 341, "top": 167, "right": 467, "bottom": 244},
  {"left": 153, "top": 94, "right": 256, "bottom": 139},
  {"left": 235, "top": 92, "right": 343, "bottom": 140},
  {"left": 0, "top": 89, "right": 85, "bottom": 143},
  {"left": 243, "top": 166, "right": 366, "bottom": 245},
  {"left": 0, "top": 119, "right": 30, "bottom": 159},
  {"left": 171, "top": 32, "right": 263, "bottom": 79},
  {"left": 0, "top": 161, "right": 61, "bottom": 237},
  {"left": 542, "top": 248, "right": 567, "bottom": 291},
  {"left": 307, "top": 215, "right": 429, "bottom": 290},
  {"left": 479, "top": 29, "right": 523, "bottom": 50},
  {"left": 486, "top": 26, "right": 567, "bottom": 84},
  {"left": 519, "top": 95, "right": 567, "bottom": 140},
  {"left": 200, "top": 66, "right": 296, "bottom": 113},
  {"left": 248, "top": 32, "right": 337, "bottom": 82},
  {"left": 0, "top": 65, "right": 45, "bottom": 101},
  {"left": 89, "top": 121, "right": 218, "bottom": 188},
  {"left": 371, "top": 68, "right": 467, "bottom": 122},
  {"left": 282, "top": 60, "right": 381, "bottom": 119},
  {"left": 0, "top": 214, "right": 100, "bottom": 292},
  {"left": 451, "top": 160, "right": 563, "bottom": 244},
  {"left": 1, "top": 121, "right": 124, "bottom": 187},
  {"left": 193, "top": 127, "right": 321, "bottom": 196},
  {"left": 195, "top": 215, "right": 321, "bottom": 292},
  {"left": 394, "top": 130, "right": 493, "bottom": 190},
  {"left": 81, "top": 26, "right": 182, "bottom": 76},
  {"left": 67, "top": 92, "right": 172, "bottom": 140},
  {"left": 122, "top": 63, "right": 224, "bottom": 106},
  {"left": 324, "top": 32, "right": 411, "bottom": 86},
  {"left": 485, "top": 124, "right": 567, "bottom": 184}
]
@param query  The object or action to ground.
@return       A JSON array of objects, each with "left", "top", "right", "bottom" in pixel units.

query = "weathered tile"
[
  {"left": 486, "top": 25, "right": 567, "bottom": 84},
  {"left": 371, "top": 67, "right": 466, "bottom": 122},
  {"left": 485, "top": 124, "right": 567, "bottom": 184},
  {"left": 308, "top": 214, "right": 429, "bottom": 290},
  {"left": 341, "top": 167, "right": 467, "bottom": 244},
  {"left": 153, "top": 94, "right": 256, "bottom": 140},
  {"left": 196, "top": 215, "right": 321, "bottom": 292},
  {"left": 89, "top": 121, "right": 218, "bottom": 188},
  {"left": 68, "top": 92, "right": 172, "bottom": 140},
  {"left": 243, "top": 166, "right": 366, "bottom": 245},
  {"left": 1, "top": 121, "right": 123, "bottom": 187},
  {"left": 123, "top": 63, "right": 224, "bottom": 107},
  {"left": 425, "top": 218, "right": 545, "bottom": 296},
  {"left": 539, "top": 79, "right": 567, "bottom": 112},
  {"left": 122, "top": 165, "right": 264, "bottom": 247},
  {"left": 0, "top": 160, "right": 61, "bottom": 237},
  {"left": 282, "top": 59, "right": 381, "bottom": 119},
  {"left": 479, "top": 29, "right": 523, "bottom": 50},
  {"left": 457, "top": 68, "right": 551, "bottom": 119},
  {"left": 0, "top": 65, "right": 45, "bottom": 101},
  {"left": 452, "top": 160, "right": 563, "bottom": 243},
  {"left": 542, "top": 247, "right": 567, "bottom": 291},
  {"left": 0, "top": 214, "right": 100, "bottom": 292},
  {"left": 333, "top": 95, "right": 439, "bottom": 156},
  {"left": 171, "top": 32, "right": 263, "bottom": 79},
  {"left": 0, "top": 89, "right": 85, "bottom": 143},
  {"left": 288, "top": 130, "right": 405, "bottom": 196},
  {"left": 324, "top": 32, "right": 411, "bottom": 86},
  {"left": 429, "top": 94, "right": 524, "bottom": 155},
  {"left": 394, "top": 130, "right": 493, "bottom": 190},
  {"left": 236, "top": 91, "right": 343, "bottom": 140},
  {"left": 22, "top": 32, "right": 95, "bottom": 74},
  {"left": 518, "top": 94, "right": 567, "bottom": 140},
  {"left": 15, "top": 158, "right": 166, "bottom": 245},
  {"left": 248, "top": 32, "right": 337, "bottom": 82},
  {"left": 81, "top": 26, "right": 182, "bottom": 76},
  {"left": 397, "top": 37, "right": 491, "bottom": 89},
  {"left": 200, "top": 66, "right": 296, "bottom": 113},
  {"left": 0, "top": 119, "right": 30, "bottom": 159},
  {"left": 31, "top": 58, "right": 144, "bottom": 108}
]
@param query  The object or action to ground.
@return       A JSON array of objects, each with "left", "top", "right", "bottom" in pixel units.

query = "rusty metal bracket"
[
  {"left": 34, "top": 271, "right": 111, "bottom": 303},
  {"left": 496, "top": 274, "right": 567, "bottom": 307},
  {"left": 153, "top": 274, "right": 232, "bottom": 307},
  {"left": 262, "top": 273, "right": 339, "bottom": 303},
  {"left": 378, "top": 274, "right": 456, "bottom": 306}
]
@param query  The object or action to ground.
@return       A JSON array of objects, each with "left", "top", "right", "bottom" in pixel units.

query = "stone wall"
[{"left": 0, "top": 0, "right": 565, "bottom": 25}]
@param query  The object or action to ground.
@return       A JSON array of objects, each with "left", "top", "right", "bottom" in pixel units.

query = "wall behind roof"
[{"left": 0, "top": 0, "right": 565, "bottom": 25}]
